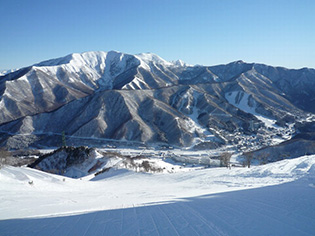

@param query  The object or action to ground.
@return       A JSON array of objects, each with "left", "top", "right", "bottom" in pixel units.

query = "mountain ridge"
[{"left": 0, "top": 51, "right": 314, "bottom": 150}]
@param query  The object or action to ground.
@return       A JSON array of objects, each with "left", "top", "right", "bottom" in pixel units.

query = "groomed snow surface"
[{"left": 1, "top": 155, "right": 315, "bottom": 235}]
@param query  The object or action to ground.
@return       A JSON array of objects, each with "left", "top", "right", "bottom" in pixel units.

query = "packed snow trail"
[
  {"left": 1, "top": 177, "right": 314, "bottom": 236},
  {"left": 0, "top": 155, "right": 315, "bottom": 235}
]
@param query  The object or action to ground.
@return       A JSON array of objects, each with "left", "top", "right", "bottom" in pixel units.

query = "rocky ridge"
[{"left": 0, "top": 51, "right": 315, "bottom": 150}]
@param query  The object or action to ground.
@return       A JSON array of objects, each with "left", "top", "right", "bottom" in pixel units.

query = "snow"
[
  {"left": 225, "top": 91, "right": 277, "bottom": 128},
  {"left": 0, "top": 155, "right": 315, "bottom": 235},
  {"left": 0, "top": 68, "right": 19, "bottom": 76},
  {"left": 225, "top": 90, "right": 297, "bottom": 147},
  {"left": 129, "top": 77, "right": 148, "bottom": 89},
  {"left": 135, "top": 53, "right": 173, "bottom": 67},
  {"left": 27, "top": 50, "right": 146, "bottom": 91},
  {"left": 176, "top": 89, "right": 216, "bottom": 146},
  {"left": 172, "top": 59, "right": 192, "bottom": 67}
]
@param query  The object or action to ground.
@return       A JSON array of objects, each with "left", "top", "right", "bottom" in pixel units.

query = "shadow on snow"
[{"left": 1, "top": 177, "right": 315, "bottom": 236}]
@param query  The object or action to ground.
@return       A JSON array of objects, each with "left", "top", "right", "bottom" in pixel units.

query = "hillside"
[{"left": 0, "top": 51, "right": 315, "bottom": 151}]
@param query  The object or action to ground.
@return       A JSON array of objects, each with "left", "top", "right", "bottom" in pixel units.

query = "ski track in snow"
[{"left": 0, "top": 156, "right": 315, "bottom": 235}]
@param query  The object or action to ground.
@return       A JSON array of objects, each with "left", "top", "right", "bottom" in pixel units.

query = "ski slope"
[{"left": 0, "top": 155, "right": 315, "bottom": 235}]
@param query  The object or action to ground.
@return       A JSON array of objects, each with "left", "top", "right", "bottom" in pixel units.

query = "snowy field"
[{"left": 0, "top": 155, "right": 315, "bottom": 235}]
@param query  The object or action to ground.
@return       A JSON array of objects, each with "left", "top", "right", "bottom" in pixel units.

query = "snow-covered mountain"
[
  {"left": 0, "top": 51, "right": 315, "bottom": 150},
  {"left": 0, "top": 68, "right": 19, "bottom": 76}
]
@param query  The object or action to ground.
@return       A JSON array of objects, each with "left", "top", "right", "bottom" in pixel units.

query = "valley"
[{"left": 1, "top": 51, "right": 315, "bottom": 235}]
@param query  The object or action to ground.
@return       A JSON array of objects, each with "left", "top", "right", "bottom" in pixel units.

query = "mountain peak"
[
  {"left": 135, "top": 52, "right": 173, "bottom": 66},
  {"left": 233, "top": 60, "right": 245, "bottom": 64},
  {"left": 172, "top": 59, "right": 191, "bottom": 67}
]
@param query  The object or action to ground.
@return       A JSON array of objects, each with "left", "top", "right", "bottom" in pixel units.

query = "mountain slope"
[
  {"left": 0, "top": 51, "right": 314, "bottom": 149},
  {"left": 0, "top": 155, "right": 314, "bottom": 235}
]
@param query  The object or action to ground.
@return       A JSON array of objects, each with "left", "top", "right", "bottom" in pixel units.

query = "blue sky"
[{"left": 1, "top": 0, "right": 314, "bottom": 70}]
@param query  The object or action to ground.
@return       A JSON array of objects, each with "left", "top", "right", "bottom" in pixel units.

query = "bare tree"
[
  {"left": 61, "top": 131, "right": 67, "bottom": 147},
  {"left": 0, "top": 148, "right": 11, "bottom": 168},
  {"left": 220, "top": 152, "right": 232, "bottom": 168},
  {"left": 243, "top": 153, "right": 253, "bottom": 168}
]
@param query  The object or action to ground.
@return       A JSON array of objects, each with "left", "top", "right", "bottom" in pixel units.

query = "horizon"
[
  {"left": 1, "top": 50, "right": 314, "bottom": 72},
  {"left": 1, "top": 0, "right": 314, "bottom": 70}
]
